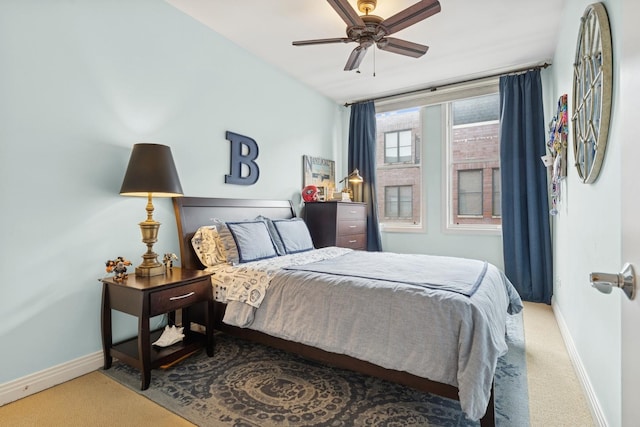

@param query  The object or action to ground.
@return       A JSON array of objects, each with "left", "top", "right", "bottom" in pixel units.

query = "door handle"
[{"left": 590, "top": 263, "right": 636, "bottom": 300}]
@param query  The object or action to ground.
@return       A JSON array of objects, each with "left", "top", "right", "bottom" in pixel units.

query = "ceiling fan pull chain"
[{"left": 373, "top": 46, "right": 376, "bottom": 77}]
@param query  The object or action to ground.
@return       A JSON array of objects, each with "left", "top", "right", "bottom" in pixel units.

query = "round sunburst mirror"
[{"left": 571, "top": 2, "right": 613, "bottom": 184}]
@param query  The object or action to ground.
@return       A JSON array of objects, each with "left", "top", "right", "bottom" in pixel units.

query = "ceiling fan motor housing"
[{"left": 347, "top": 14, "right": 385, "bottom": 43}]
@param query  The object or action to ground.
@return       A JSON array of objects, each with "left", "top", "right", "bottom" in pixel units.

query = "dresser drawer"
[
  {"left": 337, "top": 234, "right": 366, "bottom": 250},
  {"left": 337, "top": 220, "right": 366, "bottom": 236},
  {"left": 149, "top": 279, "right": 210, "bottom": 316},
  {"left": 336, "top": 203, "right": 366, "bottom": 220}
]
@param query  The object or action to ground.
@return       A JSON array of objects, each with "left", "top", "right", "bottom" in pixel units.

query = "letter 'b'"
[{"left": 225, "top": 131, "right": 259, "bottom": 185}]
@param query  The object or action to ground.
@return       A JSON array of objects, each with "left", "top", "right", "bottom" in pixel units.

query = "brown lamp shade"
[{"left": 120, "top": 143, "right": 183, "bottom": 197}]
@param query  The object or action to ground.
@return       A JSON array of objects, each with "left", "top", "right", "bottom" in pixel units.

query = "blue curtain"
[
  {"left": 499, "top": 70, "right": 553, "bottom": 304},
  {"left": 348, "top": 101, "right": 382, "bottom": 251}
]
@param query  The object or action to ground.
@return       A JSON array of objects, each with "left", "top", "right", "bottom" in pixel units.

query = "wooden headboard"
[{"left": 172, "top": 197, "right": 296, "bottom": 270}]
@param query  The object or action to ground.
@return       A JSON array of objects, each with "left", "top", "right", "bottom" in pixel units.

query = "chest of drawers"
[{"left": 304, "top": 201, "right": 367, "bottom": 250}]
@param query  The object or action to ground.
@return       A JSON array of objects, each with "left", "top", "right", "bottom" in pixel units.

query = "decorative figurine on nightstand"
[
  {"left": 163, "top": 253, "right": 178, "bottom": 272},
  {"left": 105, "top": 256, "right": 132, "bottom": 281}
]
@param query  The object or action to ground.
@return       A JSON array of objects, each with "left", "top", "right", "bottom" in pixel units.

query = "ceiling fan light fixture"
[{"left": 357, "top": 0, "right": 377, "bottom": 15}]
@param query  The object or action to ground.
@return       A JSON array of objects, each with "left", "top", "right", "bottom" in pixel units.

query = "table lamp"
[
  {"left": 339, "top": 169, "right": 364, "bottom": 202},
  {"left": 120, "top": 143, "right": 183, "bottom": 277}
]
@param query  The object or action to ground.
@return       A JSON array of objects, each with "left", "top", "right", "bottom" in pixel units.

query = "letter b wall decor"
[{"left": 225, "top": 131, "right": 259, "bottom": 185}]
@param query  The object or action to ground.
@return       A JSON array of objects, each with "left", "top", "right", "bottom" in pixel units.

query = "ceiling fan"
[{"left": 292, "top": 0, "right": 441, "bottom": 71}]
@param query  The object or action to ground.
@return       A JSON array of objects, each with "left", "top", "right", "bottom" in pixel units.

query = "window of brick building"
[
  {"left": 492, "top": 168, "right": 501, "bottom": 217},
  {"left": 457, "top": 169, "right": 483, "bottom": 216},
  {"left": 385, "top": 185, "right": 413, "bottom": 219},
  {"left": 385, "top": 130, "right": 412, "bottom": 163}
]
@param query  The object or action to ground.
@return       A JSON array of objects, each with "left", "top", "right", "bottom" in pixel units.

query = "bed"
[{"left": 172, "top": 196, "right": 523, "bottom": 426}]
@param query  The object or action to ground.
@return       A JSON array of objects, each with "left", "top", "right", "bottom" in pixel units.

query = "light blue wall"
[
  {"left": 379, "top": 105, "right": 504, "bottom": 269},
  {"left": 0, "top": 1, "right": 344, "bottom": 383},
  {"left": 547, "top": 1, "right": 622, "bottom": 425}
]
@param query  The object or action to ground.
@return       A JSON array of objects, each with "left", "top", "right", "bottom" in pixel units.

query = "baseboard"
[
  {"left": 0, "top": 351, "right": 103, "bottom": 407},
  {"left": 552, "top": 302, "right": 608, "bottom": 427}
]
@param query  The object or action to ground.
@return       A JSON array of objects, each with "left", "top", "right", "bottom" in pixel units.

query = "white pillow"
[
  {"left": 211, "top": 219, "right": 240, "bottom": 265},
  {"left": 191, "top": 225, "right": 227, "bottom": 267}
]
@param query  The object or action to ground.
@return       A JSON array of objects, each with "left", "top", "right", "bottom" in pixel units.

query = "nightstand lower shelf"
[{"left": 111, "top": 329, "right": 207, "bottom": 370}]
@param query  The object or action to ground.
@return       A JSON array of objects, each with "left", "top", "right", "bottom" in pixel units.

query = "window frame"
[
  {"left": 443, "top": 97, "right": 501, "bottom": 235},
  {"left": 375, "top": 78, "right": 501, "bottom": 235},
  {"left": 375, "top": 107, "right": 425, "bottom": 233}
]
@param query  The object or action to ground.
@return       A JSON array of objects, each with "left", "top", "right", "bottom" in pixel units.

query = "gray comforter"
[{"left": 222, "top": 248, "right": 523, "bottom": 421}]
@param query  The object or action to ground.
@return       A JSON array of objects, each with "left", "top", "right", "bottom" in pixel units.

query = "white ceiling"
[{"left": 168, "top": 0, "right": 565, "bottom": 105}]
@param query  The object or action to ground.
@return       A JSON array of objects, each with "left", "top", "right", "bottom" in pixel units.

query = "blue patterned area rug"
[{"left": 102, "top": 313, "right": 528, "bottom": 426}]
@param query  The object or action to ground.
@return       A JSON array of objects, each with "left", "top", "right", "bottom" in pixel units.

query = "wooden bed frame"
[{"left": 172, "top": 196, "right": 495, "bottom": 426}]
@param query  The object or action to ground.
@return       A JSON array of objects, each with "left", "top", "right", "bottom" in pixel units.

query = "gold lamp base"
[
  {"left": 135, "top": 263, "right": 165, "bottom": 277},
  {"left": 135, "top": 215, "right": 165, "bottom": 277}
]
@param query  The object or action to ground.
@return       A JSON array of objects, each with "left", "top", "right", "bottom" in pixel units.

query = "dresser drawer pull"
[
  {"left": 169, "top": 291, "right": 195, "bottom": 301},
  {"left": 349, "top": 239, "right": 358, "bottom": 243},
  {"left": 349, "top": 210, "right": 357, "bottom": 214},
  {"left": 348, "top": 225, "right": 357, "bottom": 228}
]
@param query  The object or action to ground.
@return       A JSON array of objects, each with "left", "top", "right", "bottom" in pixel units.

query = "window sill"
[
  {"left": 380, "top": 223, "right": 425, "bottom": 233},
  {"left": 444, "top": 224, "right": 501, "bottom": 236}
]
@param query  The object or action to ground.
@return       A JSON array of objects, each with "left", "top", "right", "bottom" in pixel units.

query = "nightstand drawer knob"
[{"left": 169, "top": 291, "right": 195, "bottom": 301}]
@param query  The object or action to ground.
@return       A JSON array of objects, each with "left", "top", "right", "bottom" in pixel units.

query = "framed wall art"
[{"left": 302, "top": 155, "right": 336, "bottom": 197}]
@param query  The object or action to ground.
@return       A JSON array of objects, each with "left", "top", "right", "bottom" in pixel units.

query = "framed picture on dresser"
[{"left": 302, "top": 155, "right": 335, "bottom": 196}]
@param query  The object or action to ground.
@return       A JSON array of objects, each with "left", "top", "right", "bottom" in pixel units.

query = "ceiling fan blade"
[
  {"left": 327, "top": 0, "right": 365, "bottom": 27},
  {"left": 377, "top": 37, "right": 429, "bottom": 58},
  {"left": 380, "top": 0, "right": 441, "bottom": 35},
  {"left": 344, "top": 45, "right": 368, "bottom": 71},
  {"left": 292, "top": 37, "right": 352, "bottom": 46}
]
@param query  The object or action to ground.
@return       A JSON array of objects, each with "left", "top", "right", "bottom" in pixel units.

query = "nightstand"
[
  {"left": 100, "top": 268, "right": 214, "bottom": 390},
  {"left": 304, "top": 201, "right": 367, "bottom": 250}
]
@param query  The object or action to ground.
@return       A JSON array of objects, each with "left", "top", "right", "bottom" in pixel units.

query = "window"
[
  {"left": 385, "top": 185, "right": 413, "bottom": 219},
  {"left": 373, "top": 81, "right": 500, "bottom": 233},
  {"left": 375, "top": 108, "right": 422, "bottom": 228},
  {"left": 492, "top": 168, "right": 501, "bottom": 217},
  {"left": 458, "top": 169, "right": 483, "bottom": 216},
  {"left": 447, "top": 93, "right": 501, "bottom": 230},
  {"left": 385, "top": 130, "right": 412, "bottom": 163}
]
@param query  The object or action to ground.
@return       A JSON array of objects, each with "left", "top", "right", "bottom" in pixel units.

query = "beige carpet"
[
  {"left": 0, "top": 302, "right": 593, "bottom": 426},
  {"left": 523, "top": 302, "right": 594, "bottom": 427},
  {"left": 0, "top": 370, "right": 194, "bottom": 427}
]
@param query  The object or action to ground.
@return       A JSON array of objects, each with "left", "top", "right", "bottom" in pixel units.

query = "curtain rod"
[{"left": 343, "top": 62, "right": 551, "bottom": 107}]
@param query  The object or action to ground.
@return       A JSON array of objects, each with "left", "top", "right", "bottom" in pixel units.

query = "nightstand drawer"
[
  {"left": 150, "top": 279, "right": 210, "bottom": 316},
  {"left": 337, "top": 234, "right": 366, "bottom": 250},
  {"left": 337, "top": 220, "right": 366, "bottom": 236}
]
